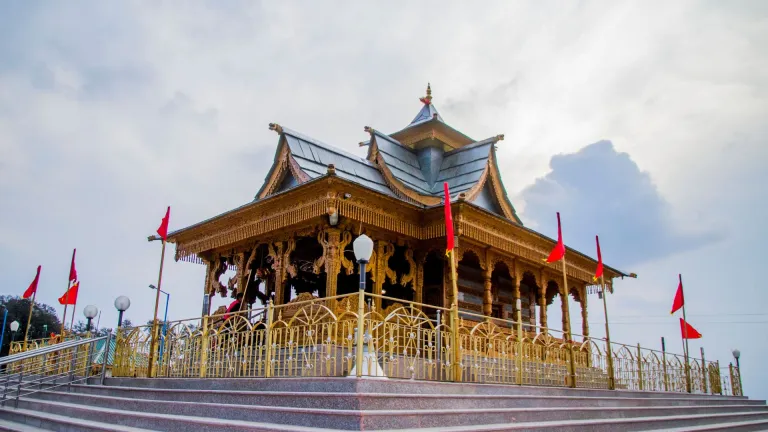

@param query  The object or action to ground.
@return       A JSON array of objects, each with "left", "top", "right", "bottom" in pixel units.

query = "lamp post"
[
  {"left": 350, "top": 234, "right": 384, "bottom": 378},
  {"left": 10, "top": 321, "right": 19, "bottom": 344},
  {"left": 149, "top": 284, "right": 170, "bottom": 366},
  {"left": 732, "top": 349, "right": 743, "bottom": 394},
  {"left": 83, "top": 305, "right": 98, "bottom": 333},
  {"left": 148, "top": 285, "right": 170, "bottom": 331},
  {"left": 114, "top": 296, "right": 131, "bottom": 329},
  {"left": 0, "top": 308, "right": 7, "bottom": 351}
]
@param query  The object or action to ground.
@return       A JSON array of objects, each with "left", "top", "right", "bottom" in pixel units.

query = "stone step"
[
  {"left": 4, "top": 399, "right": 768, "bottom": 432},
  {"left": 0, "top": 418, "right": 48, "bottom": 432},
  {"left": 102, "top": 377, "right": 755, "bottom": 402},
  {"left": 371, "top": 413, "right": 768, "bottom": 431},
  {"left": 0, "top": 407, "right": 157, "bottom": 432},
  {"left": 0, "top": 405, "right": 331, "bottom": 432},
  {"left": 20, "top": 391, "right": 768, "bottom": 431},
  {"left": 66, "top": 384, "right": 766, "bottom": 411}
]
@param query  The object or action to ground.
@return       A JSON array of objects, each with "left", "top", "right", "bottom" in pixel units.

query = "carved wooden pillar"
[
  {"left": 269, "top": 239, "right": 296, "bottom": 305},
  {"left": 414, "top": 260, "right": 424, "bottom": 306},
  {"left": 269, "top": 243, "right": 286, "bottom": 305},
  {"left": 202, "top": 259, "right": 213, "bottom": 315},
  {"left": 580, "top": 285, "right": 589, "bottom": 341},
  {"left": 528, "top": 286, "right": 536, "bottom": 329},
  {"left": 513, "top": 277, "right": 521, "bottom": 331},
  {"left": 482, "top": 265, "right": 493, "bottom": 317},
  {"left": 324, "top": 228, "right": 342, "bottom": 300},
  {"left": 538, "top": 281, "right": 547, "bottom": 334},
  {"left": 373, "top": 240, "right": 395, "bottom": 311},
  {"left": 560, "top": 283, "right": 571, "bottom": 338}
]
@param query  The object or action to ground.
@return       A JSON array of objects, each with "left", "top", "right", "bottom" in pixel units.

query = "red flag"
[
  {"left": 593, "top": 235, "right": 604, "bottom": 282},
  {"left": 69, "top": 248, "right": 77, "bottom": 283},
  {"left": 157, "top": 206, "right": 170, "bottom": 240},
  {"left": 680, "top": 318, "right": 702, "bottom": 339},
  {"left": 545, "top": 212, "right": 565, "bottom": 263},
  {"left": 58, "top": 282, "right": 79, "bottom": 305},
  {"left": 23, "top": 266, "right": 41, "bottom": 299},
  {"left": 443, "top": 183, "right": 454, "bottom": 253},
  {"left": 670, "top": 274, "right": 684, "bottom": 314}
]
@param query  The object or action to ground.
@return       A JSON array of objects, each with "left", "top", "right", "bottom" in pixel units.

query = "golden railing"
[
  {"left": 111, "top": 292, "right": 744, "bottom": 396},
  {"left": 9, "top": 333, "right": 79, "bottom": 355}
]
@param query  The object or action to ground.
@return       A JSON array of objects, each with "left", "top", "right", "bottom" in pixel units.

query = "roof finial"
[{"left": 419, "top": 83, "right": 432, "bottom": 105}]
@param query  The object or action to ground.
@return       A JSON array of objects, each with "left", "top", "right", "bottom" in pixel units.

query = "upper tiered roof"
[{"left": 257, "top": 84, "right": 521, "bottom": 224}]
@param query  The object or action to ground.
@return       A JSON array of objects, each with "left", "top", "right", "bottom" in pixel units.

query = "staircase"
[{"left": 0, "top": 377, "right": 766, "bottom": 431}]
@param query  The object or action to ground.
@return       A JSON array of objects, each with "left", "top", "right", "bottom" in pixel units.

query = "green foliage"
[{"left": 0, "top": 295, "right": 62, "bottom": 356}]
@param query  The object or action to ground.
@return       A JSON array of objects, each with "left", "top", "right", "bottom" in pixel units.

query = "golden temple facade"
[{"left": 164, "top": 84, "right": 627, "bottom": 341}]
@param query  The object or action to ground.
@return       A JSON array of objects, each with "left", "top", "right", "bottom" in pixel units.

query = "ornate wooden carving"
[
  {"left": 324, "top": 228, "right": 342, "bottom": 299},
  {"left": 268, "top": 239, "right": 295, "bottom": 305},
  {"left": 339, "top": 231, "right": 354, "bottom": 276},
  {"left": 207, "top": 255, "right": 228, "bottom": 297},
  {"left": 373, "top": 240, "right": 395, "bottom": 310},
  {"left": 400, "top": 248, "right": 417, "bottom": 287}
]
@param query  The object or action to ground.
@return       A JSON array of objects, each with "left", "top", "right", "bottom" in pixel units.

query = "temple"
[{"left": 163, "top": 84, "right": 627, "bottom": 340}]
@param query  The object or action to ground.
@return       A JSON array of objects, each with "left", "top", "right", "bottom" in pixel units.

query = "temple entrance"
[
  {"left": 285, "top": 236, "right": 326, "bottom": 303},
  {"left": 422, "top": 250, "right": 444, "bottom": 314}
]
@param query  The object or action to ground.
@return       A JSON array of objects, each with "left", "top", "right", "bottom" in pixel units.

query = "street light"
[
  {"left": 732, "top": 348, "right": 743, "bottom": 395},
  {"left": 149, "top": 284, "right": 171, "bottom": 365},
  {"left": 83, "top": 305, "right": 98, "bottom": 333},
  {"left": 10, "top": 320, "right": 20, "bottom": 342},
  {"left": 114, "top": 296, "right": 131, "bottom": 329},
  {"left": 149, "top": 284, "right": 170, "bottom": 332},
  {"left": 350, "top": 234, "right": 384, "bottom": 378},
  {"left": 353, "top": 234, "right": 373, "bottom": 289}
]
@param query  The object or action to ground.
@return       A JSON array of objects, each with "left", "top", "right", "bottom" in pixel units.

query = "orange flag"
[
  {"left": 670, "top": 274, "right": 684, "bottom": 314},
  {"left": 23, "top": 265, "right": 41, "bottom": 299},
  {"left": 545, "top": 212, "right": 565, "bottom": 263},
  {"left": 58, "top": 282, "right": 79, "bottom": 305},
  {"left": 680, "top": 318, "right": 702, "bottom": 339},
  {"left": 443, "top": 183, "right": 454, "bottom": 253},
  {"left": 157, "top": 206, "right": 170, "bottom": 240},
  {"left": 593, "top": 235, "right": 604, "bottom": 282}
]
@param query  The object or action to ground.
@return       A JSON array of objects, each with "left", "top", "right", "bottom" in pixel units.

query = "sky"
[{"left": 1, "top": 1, "right": 766, "bottom": 398}]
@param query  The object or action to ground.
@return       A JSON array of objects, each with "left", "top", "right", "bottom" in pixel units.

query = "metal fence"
[
  {"left": 1, "top": 334, "right": 112, "bottom": 407},
  {"left": 111, "top": 292, "right": 743, "bottom": 396}
]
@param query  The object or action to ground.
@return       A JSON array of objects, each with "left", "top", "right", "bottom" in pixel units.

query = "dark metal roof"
[
  {"left": 410, "top": 103, "right": 443, "bottom": 126},
  {"left": 281, "top": 128, "right": 395, "bottom": 198},
  {"left": 371, "top": 131, "right": 432, "bottom": 195}
]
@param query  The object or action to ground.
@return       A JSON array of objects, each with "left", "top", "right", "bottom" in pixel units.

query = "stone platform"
[{"left": 0, "top": 377, "right": 765, "bottom": 431}]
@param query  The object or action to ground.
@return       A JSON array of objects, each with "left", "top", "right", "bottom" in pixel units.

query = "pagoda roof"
[{"left": 255, "top": 85, "right": 520, "bottom": 223}]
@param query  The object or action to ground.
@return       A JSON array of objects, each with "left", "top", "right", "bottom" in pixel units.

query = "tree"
[{"left": 0, "top": 295, "right": 62, "bottom": 356}]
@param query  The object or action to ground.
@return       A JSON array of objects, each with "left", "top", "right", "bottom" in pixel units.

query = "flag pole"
[
  {"left": 148, "top": 239, "right": 167, "bottom": 377},
  {"left": 680, "top": 274, "right": 692, "bottom": 393},
  {"left": 449, "top": 247, "right": 460, "bottom": 382},
  {"left": 23, "top": 290, "right": 37, "bottom": 350},
  {"left": 61, "top": 289, "right": 69, "bottom": 334},
  {"left": 70, "top": 301, "right": 77, "bottom": 331},
  {"left": 560, "top": 257, "right": 577, "bottom": 388},
  {"left": 600, "top": 274, "right": 615, "bottom": 390}
]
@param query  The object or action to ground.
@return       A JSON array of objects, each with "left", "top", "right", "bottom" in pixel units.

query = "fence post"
[
  {"left": 700, "top": 347, "right": 708, "bottom": 394},
  {"left": 729, "top": 363, "right": 736, "bottom": 396},
  {"left": 100, "top": 331, "right": 113, "bottom": 385},
  {"left": 199, "top": 315, "right": 210, "bottom": 378},
  {"left": 355, "top": 292, "right": 365, "bottom": 378},
  {"left": 605, "top": 339, "right": 615, "bottom": 390},
  {"left": 661, "top": 337, "right": 669, "bottom": 392},
  {"left": 713, "top": 360, "right": 722, "bottom": 395},
  {"left": 636, "top": 343, "right": 643, "bottom": 391},
  {"left": 84, "top": 339, "right": 95, "bottom": 383},
  {"left": 264, "top": 301, "right": 274, "bottom": 378},
  {"left": 516, "top": 298, "right": 523, "bottom": 386},
  {"left": 451, "top": 305, "right": 461, "bottom": 382}
]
